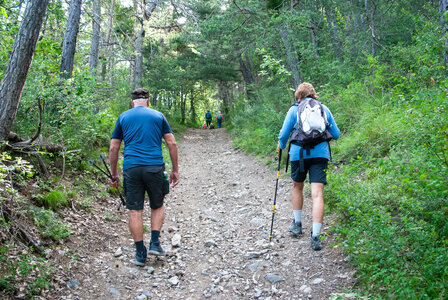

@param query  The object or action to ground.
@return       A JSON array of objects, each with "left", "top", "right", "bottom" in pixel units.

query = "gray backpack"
[{"left": 287, "top": 98, "right": 333, "bottom": 172}]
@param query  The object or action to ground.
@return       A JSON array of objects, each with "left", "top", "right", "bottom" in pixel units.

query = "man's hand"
[
  {"left": 169, "top": 171, "right": 179, "bottom": 188},
  {"left": 111, "top": 175, "right": 120, "bottom": 188},
  {"left": 109, "top": 138, "right": 122, "bottom": 188}
]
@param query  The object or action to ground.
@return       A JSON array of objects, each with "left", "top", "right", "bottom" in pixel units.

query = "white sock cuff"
[
  {"left": 293, "top": 210, "right": 302, "bottom": 223},
  {"left": 312, "top": 222, "right": 322, "bottom": 237}
]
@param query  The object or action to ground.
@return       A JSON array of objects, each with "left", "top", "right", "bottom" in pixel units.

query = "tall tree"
[
  {"left": 0, "top": 0, "right": 50, "bottom": 141},
  {"left": 102, "top": 0, "right": 115, "bottom": 83},
  {"left": 441, "top": 0, "right": 448, "bottom": 65},
  {"left": 89, "top": 0, "right": 101, "bottom": 73},
  {"left": 60, "top": 0, "right": 82, "bottom": 79},
  {"left": 133, "top": 0, "right": 160, "bottom": 88}
]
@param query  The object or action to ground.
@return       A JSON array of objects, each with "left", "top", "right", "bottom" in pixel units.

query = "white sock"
[
  {"left": 312, "top": 222, "right": 322, "bottom": 237},
  {"left": 293, "top": 210, "right": 302, "bottom": 224}
]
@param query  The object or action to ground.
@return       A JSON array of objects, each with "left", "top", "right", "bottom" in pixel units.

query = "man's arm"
[
  {"left": 163, "top": 133, "right": 179, "bottom": 187},
  {"left": 109, "top": 138, "right": 122, "bottom": 187}
]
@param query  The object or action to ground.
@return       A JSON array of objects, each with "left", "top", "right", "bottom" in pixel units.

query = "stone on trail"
[
  {"left": 172, "top": 233, "right": 182, "bottom": 247},
  {"left": 204, "top": 240, "right": 217, "bottom": 248},
  {"left": 109, "top": 287, "right": 121, "bottom": 296},
  {"left": 168, "top": 276, "right": 179, "bottom": 286},
  {"left": 128, "top": 267, "right": 139, "bottom": 276},
  {"left": 265, "top": 274, "right": 285, "bottom": 284},
  {"left": 138, "top": 289, "right": 152, "bottom": 297},
  {"left": 311, "top": 278, "right": 325, "bottom": 285},
  {"left": 250, "top": 217, "right": 264, "bottom": 226},
  {"left": 248, "top": 260, "right": 262, "bottom": 272},
  {"left": 245, "top": 251, "right": 262, "bottom": 259},
  {"left": 136, "top": 294, "right": 147, "bottom": 300},
  {"left": 144, "top": 266, "right": 155, "bottom": 274},
  {"left": 300, "top": 285, "right": 312, "bottom": 294},
  {"left": 114, "top": 247, "right": 123, "bottom": 257},
  {"left": 66, "top": 279, "right": 79, "bottom": 288}
]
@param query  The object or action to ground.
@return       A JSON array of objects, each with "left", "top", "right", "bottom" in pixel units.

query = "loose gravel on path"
[{"left": 50, "top": 128, "right": 354, "bottom": 300}]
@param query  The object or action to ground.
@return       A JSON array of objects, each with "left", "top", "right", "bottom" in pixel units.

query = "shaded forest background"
[{"left": 0, "top": 0, "right": 447, "bottom": 298}]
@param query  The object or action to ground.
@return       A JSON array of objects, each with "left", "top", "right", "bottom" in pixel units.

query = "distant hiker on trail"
[
  {"left": 109, "top": 88, "right": 179, "bottom": 266},
  {"left": 278, "top": 82, "right": 340, "bottom": 251},
  {"left": 216, "top": 111, "right": 223, "bottom": 128},
  {"left": 202, "top": 123, "right": 207, "bottom": 129},
  {"left": 205, "top": 110, "right": 212, "bottom": 127},
  {"left": 209, "top": 123, "right": 214, "bottom": 129}
]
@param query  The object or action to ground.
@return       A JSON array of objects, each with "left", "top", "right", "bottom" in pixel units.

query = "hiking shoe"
[
  {"left": 134, "top": 246, "right": 147, "bottom": 266},
  {"left": 310, "top": 234, "right": 322, "bottom": 251},
  {"left": 148, "top": 241, "right": 166, "bottom": 256},
  {"left": 288, "top": 220, "right": 303, "bottom": 235}
]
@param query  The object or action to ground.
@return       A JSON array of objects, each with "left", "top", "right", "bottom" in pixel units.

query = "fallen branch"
[{"left": 1, "top": 204, "right": 46, "bottom": 256}]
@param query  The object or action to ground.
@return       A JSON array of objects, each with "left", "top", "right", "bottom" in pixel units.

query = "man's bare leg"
[
  {"left": 129, "top": 210, "right": 144, "bottom": 241},
  {"left": 148, "top": 206, "right": 166, "bottom": 255}
]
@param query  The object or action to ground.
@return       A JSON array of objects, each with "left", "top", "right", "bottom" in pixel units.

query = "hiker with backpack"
[
  {"left": 278, "top": 82, "right": 340, "bottom": 251},
  {"left": 216, "top": 111, "right": 223, "bottom": 128},
  {"left": 205, "top": 110, "right": 212, "bottom": 127}
]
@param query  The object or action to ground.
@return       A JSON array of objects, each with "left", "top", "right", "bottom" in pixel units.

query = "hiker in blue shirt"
[
  {"left": 205, "top": 110, "right": 212, "bottom": 128},
  {"left": 278, "top": 82, "right": 340, "bottom": 251},
  {"left": 109, "top": 88, "right": 179, "bottom": 266},
  {"left": 216, "top": 111, "right": 223, "bottom": 128}
]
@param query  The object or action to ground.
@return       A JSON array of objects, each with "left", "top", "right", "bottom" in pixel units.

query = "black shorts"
[
  {"left": 123, "top": 165, "right": 166, "bottom": 210},
  {"left": 290, "top": 158, "right": 328, "bottom": 184}
]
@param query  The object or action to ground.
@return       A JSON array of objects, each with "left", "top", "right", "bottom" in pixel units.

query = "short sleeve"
[
  {"left": 111, "top": 118, "right": 123, "bottom": 140},
  {"left": 161, "top": 115, "right": 173, "bottom": 135}
]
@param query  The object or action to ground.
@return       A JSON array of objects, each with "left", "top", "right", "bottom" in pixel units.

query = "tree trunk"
[
  {"left": 325, "top": 9, "right": 344, "bottom": 61},
  {"left": 151, "top": 89, "right": 159, "bottom": 107},
  {"left": 279, "top": 24, "right": 302, "bottom": 89},
  {"left": 440, "top": 0, "right": 448, "bottom": 65},
  {"left": 239, "top": 53, "right": 256, "bottom": 100},
  {"left": 309, "top": 21, "right": 319, "bottom": 59},
  {"left": 60, "top": 0, "right": 82, "bottom": 79},
  {"left": 180, "top": 86, "right": 186, "bottom": 124},
  {"left": 0, "top": 0, "right": 50, "bottom": 141},
  {"left": 189, "top": 90, "right": 196, "bottom": 123},
  {"left": 89, "top": 0, "right": 101, "bottom": 73},
  {"left": 144, "top": 0, "right": 160, "bottom": 20},
  {"left": 133, "top": 24, "right": 144, "bottom": 88},
  {"left": 218, "top": 81, "right": 233, "bottom": 114},
  {"left": 365, "top": 0, "right": 375, "bottom": 57},
  {"left": 101, "top": 0, "right": 115, "bottom": 82}
]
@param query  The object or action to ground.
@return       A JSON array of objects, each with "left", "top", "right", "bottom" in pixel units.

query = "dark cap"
[{"left": 131, "top": 88, "right": 150, "bottom": 100}]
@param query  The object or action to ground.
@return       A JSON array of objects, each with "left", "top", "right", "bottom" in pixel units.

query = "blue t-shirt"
[
  {"left": 278, "top": 100, "right": 340, "bottom": 161},
  {"left": 111, "top": 106, "right": 173, "bottom": 170}
]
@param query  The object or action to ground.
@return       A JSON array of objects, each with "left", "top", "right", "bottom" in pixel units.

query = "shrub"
[
  {"left": 29, "top": 206, "right": 71, "bottom": 241},
  {"left": 37, "top": 190, "right": 68, "bottom": 210},
  {"left": 0, "top": 243, "right": 52, "bottom": 297}
]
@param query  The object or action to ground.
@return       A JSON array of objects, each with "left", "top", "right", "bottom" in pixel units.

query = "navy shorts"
[
  {"left": 290, "top": 158, "right": 328, "bottom": 184},
  {"left": 123, "top": 165, "right": 166, "bottom": 210}
]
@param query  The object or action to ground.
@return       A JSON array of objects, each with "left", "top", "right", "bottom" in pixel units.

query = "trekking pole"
[
  {"left": 98, "top": 154, "right": 126, "bottom": 210},
  {"left": 88, "top": 158, "right": 126, "bottom": 210},
  {"left": 269, "top": 143, "right": 282, "bottom": 242}
]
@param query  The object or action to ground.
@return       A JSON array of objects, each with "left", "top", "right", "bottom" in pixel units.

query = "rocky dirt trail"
[{"left": 49, "top": 128, "right": 354, "bottom": 300}]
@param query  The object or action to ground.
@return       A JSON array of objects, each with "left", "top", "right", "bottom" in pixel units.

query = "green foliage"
[
  {"left": 29, "top": 206, "right": 71, "bottom": 241},
  {"left": 229, "top": 84, "right": 289, "bottom": 156},
  {"left": 0, "top": 243, "right": 52, "bottom": 297},
  {"left": 36, "top": 190, "right": 68, "bottom": 210}
]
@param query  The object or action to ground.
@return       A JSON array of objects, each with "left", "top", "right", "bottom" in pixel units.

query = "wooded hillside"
[{"left": 0, "top": 0, "right": 447, "bottom": 298}]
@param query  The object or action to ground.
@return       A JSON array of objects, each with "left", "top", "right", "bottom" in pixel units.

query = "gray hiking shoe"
[
  {"left": 148, "top": 241, "right": 166, "bottom": 256},
  {"left": 288, "top": 220, "right": 303, "bottom": 235},
  {"left": 310, "top": 234, "right": 322, "bottom": 251},
  {"left": 134, "top": 246, "right": 147, "bottom": 266}
]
